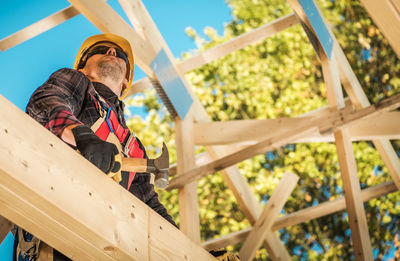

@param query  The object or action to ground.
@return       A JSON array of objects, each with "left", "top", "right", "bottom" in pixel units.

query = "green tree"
[{"left": 126, "top": 0, "right": 400, "bottom": 259}]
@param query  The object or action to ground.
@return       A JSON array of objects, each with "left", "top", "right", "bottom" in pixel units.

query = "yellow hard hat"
[{"left": 74, "top": 33, "right": 134, "bottom": 99}]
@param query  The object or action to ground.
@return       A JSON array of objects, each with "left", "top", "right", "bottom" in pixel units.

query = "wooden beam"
[
  {"left": 300, "top": 0, "right": 374, "bottom": 254},
  {"left": 202, "top": 181, "right": 397, "bottom": 250},
  {"left": 334, "top": 43, "right": 400, "bottom": 190},
  {"left": 67, "top": 0, "right": 156, "bottom": 75},
  {"left": 175, "top": 112, "right": 201, "bottom": 243},
  {"left": 178, "top": 13, "right": 299, "bottom": 73},
  {"left": 0, "top": 215, "right": 13, "bottom": 245},
  {"left": 125, "top": 13, "right": 299, "bottom": 97},
  {"left": 0, "top": 95, "right": 215, "bottom": 260},
  {"left": 0, "top": 6, "right": 79, "bottom": 52},
  {"left": 193, "top": 111, "right": 400, "bottom": 145},
  {"left": 167, "top": 93, "right": 400, "bottom": 190},
  {"left": 360, "top": 0, "right": 400, "bottom": 57},
  {"left": 240, "top": 172, "right": 298, "bottom": 261},
  {"left": 334, "top": 129, "right": 373, "bottom": 260}
]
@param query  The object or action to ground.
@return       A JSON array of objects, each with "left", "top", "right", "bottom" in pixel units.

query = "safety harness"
[{"left": 90, "top": 91, "right": 144, "bottom": 189}]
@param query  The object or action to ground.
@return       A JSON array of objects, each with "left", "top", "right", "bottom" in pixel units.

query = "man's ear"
[{"left": 120, "top": 78, "right": 129, "bottom": 96}]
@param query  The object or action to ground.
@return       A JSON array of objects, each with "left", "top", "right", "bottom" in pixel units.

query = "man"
[{"left": 14, "top": 33, "right": 176, "bottom": 261}]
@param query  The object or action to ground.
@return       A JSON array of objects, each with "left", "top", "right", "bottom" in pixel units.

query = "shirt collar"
[{"left": 92, "top": 82, "right": 121, "bottom": 106}]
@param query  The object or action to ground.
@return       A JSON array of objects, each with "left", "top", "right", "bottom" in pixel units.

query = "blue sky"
[{"left": 0, "top": 0, "right": 232, "bottom": 258}]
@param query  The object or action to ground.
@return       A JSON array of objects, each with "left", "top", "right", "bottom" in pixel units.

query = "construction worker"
[{"left": 13, "top": 33, "right": 176, "bottom": 261}]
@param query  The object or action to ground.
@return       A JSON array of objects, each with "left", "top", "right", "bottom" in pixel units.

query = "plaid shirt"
[{"left": 26, "top": 68, "right": 176, "bottom": 226}]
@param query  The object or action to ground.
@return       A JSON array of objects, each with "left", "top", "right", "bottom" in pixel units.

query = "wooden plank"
[
  {"left": 314, "top": 4, "right": 374, "bottom": 255},
  {"left": 149, "top": 206, "right": 214, "bottom": 260},
  {"left": 194, "top": 117, "right": 308, "bottom": 146},
  {"left": 360, "top": 0, "right": 400, "bottom": 57},
  {"left": 202, "top": 181, "right": 397, "bottom": 250},
  {"left": 334, "top": 43, "right": 400, "bottom": 190},
  {"left": 67, "top": 0, "right": 156, "bottom": 75},
  {"left": 0, "top": 215, "right": 13, "bottom": 245},
  {"left": 0, "top": 6, "right": 79, "bottom": 51},
  {"left": 193, "top": 111, "right": 400, "bottom": 145},
  {"left": 240, "top": 172, "right": 298, "bottom": 261},
  {"left": 334, "top": 129, "right": 373, "bottom": 260},
  {"left": 178, "top": 13, "right": 299, "bottom": 73},
  {"left": 167, "top": 93, "right": 400, "bottom": 190},
  {"left": 0, "top": 95, "right": 215, "bottom": 260},
  {"left": 175, "top": 112, "right": 201, "bottom": 243}
]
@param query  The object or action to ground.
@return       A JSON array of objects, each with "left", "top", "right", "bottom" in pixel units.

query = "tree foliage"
[{"left": 126, "top": 0, "right": 400, "bottom": 259}]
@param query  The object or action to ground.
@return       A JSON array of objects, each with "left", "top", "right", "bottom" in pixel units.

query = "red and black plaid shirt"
[{"left": 26, "top": 68, "right": 176, "bottom": 226}]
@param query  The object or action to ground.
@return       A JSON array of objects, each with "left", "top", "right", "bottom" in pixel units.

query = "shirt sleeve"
[{"left": 26, "top": 68, "right": 91, "bottom": 137}]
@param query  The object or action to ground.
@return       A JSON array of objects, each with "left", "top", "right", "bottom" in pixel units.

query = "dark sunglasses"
[{"left": 85, "top": 45, "right": 128, "bottom": 64}]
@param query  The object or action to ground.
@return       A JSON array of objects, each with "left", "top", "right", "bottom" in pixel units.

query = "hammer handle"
[{"left": 121, "top": 158, "right": 147, "bottom": 172}]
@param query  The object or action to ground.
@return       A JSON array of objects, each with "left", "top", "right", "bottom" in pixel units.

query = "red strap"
[{"left": 92, "top": 100, "right": 145, "bottom": 190}]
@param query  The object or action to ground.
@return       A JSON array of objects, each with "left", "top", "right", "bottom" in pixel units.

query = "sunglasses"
[{"left": 85, "top": 45, "right": 128, "bottom": 64}]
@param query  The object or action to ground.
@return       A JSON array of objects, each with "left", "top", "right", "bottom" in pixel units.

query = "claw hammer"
[{"left": 109, "top": 142, "right": 170, "bottom": 189}]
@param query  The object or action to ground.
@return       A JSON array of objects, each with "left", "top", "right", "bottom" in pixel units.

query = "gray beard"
[{"left": 97, "top": 58, "right": 124, "bottom": 83}]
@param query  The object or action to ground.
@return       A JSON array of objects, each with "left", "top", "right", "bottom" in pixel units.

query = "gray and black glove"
[{"left": 72, "top": 125, "right": 121, "bottom": 174}]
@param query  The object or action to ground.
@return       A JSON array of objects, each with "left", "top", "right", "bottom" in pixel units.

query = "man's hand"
[{"left": 71, "top": 125, "right": 121, "bottom": 174}]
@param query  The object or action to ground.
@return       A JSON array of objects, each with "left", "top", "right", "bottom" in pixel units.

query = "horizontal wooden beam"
[
  {"left": 0, "top": 6, "right": 79, "bottom": 52},
  {"left": 0, "top": 95, "right": 214, "bottom": 260},
  {"left": 0, "top": 215, "right": 13, "bottom": 245},
  {"left": 193, "top": 111, "right": 400, "bottom": 145},
  {"left": 202, "top": 181, "right": 397, "bottom": 250},
  {"left": 179, "top": 13, "right": 299, "bottom": 73},
  {"left": 167, "top": 93, "right": 400, "bottom": 190}
]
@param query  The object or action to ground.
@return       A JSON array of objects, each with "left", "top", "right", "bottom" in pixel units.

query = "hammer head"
[{"left": 153, "top": 142, "right": 169, "bottom": 189}]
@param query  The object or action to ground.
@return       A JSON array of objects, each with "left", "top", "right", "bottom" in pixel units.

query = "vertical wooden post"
[
  {"left": 321, "top": 51, "right": 373, "bottom": 260},
  {"left": 175, "top": 112, "right": 201, "bottom": 243}
]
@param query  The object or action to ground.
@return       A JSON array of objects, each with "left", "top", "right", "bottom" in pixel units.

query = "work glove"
[{"left": 72, "top": 125, "right": 121, "bottom": 174}]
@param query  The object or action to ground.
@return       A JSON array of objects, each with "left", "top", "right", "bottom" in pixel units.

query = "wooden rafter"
[
  {"left": 0, "top": 6, "right": 79, "bottom": 52},
  {"left": 0, "top": 96, "right": 214, "bottom": 260},
  {"left": 126, "top": 13, "right": 299, "bottom": 97}
]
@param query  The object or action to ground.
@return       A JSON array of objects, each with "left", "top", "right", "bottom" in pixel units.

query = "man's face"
[{"left": 83, "top": 42, "right": 128, "bottom": 86}]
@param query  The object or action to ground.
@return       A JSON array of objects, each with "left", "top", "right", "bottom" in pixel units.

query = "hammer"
[{"left": 109, "top": 143, "right": 170, "bottom": 189}]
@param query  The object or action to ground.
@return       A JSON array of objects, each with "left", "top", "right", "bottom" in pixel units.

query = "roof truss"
[{"left": 1, "top": 0, "right": 399, "bottom": 259}]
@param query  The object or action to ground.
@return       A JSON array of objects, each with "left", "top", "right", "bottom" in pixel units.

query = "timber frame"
[{"left": 0, "top": 0, "right": 399, "bottom": 260}]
